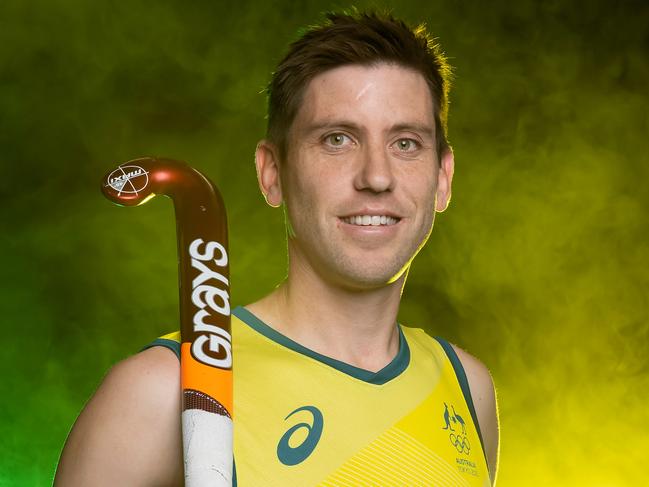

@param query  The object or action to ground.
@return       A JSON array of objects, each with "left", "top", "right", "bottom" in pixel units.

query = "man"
[{"left": 55, "top": 11, "right": 499, "bottom": 486}]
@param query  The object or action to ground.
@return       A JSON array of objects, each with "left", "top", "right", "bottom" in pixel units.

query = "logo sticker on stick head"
[{"left": 106, "top": 165, "right": 149, "bottom": 195}]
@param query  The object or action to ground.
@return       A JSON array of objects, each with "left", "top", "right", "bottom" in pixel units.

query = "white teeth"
[{"left": 342, "top": 215, "right": 399, "bottom": 226}]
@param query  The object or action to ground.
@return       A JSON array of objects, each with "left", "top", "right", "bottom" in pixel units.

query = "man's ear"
[
  {"left": 255, "top": 140, "right": 283, "bottom": 208},
  {"left": 435, "top": 147, "right": 455, "bottom": 212}
]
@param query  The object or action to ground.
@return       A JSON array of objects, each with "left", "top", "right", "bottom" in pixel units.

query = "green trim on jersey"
[
  {"left": 434, "top": 335, "right": 488, "bottom": 467},
  {"left": 234, "top": 306, "right": 410, "bottom": 385},
  {"left": 136, "top": 316, "right": 482, "bottom": 460},
  {"left": 140, "top": 337, "right": 180, "bottom": 359},
  {"left": 139, "top": 314, "right": 492, "bottom": 485},
  {"left": 136, "top": 306, "right": 410, "bottom": 386}
]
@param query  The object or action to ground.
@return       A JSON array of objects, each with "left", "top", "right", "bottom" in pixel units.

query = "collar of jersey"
[{"left": 233, "top": 306, "right": 410, "bottom": 385}]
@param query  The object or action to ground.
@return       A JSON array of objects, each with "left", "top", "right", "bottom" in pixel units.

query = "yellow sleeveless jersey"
[{"left": 142, "top": 306, "right": 491, "bottom": 486}]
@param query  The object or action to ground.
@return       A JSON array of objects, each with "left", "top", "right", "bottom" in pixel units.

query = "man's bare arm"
[
  {"left": 54, "top": 347, "right": 183, "bottom": 487},
  {"left": 452, "top": 345, "right": 500, "bottom": 485}
]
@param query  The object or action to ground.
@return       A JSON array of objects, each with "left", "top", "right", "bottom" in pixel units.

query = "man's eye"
[
  {"left": 324, "top": 133, "right": 351, "bottom": 147},
  {"left": 394, "top": 138, "right": 420, "bottom": 152}
]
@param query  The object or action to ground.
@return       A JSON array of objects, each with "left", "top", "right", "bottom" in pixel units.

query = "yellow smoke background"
[
  {"left": 0, "top": 0, "right": 647, "bottom": 485},
  {"left": 404, "top": 4, "right": 649, "bottom": 482}
]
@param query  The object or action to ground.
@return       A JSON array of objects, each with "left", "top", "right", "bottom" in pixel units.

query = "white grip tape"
[{"left": 182, "top": 409, "right": 233, "bottom": 486}]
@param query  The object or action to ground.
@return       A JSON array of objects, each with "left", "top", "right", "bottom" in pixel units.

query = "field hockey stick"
[{"left": 101, "top": 157, "right": 233, "bottom": 486}]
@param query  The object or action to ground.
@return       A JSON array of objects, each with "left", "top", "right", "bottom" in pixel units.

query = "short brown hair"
[{"left": 266, "top": 10, "right": 453, "bottom": 160}]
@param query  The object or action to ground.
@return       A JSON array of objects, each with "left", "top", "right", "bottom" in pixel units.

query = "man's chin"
[{"left": 330, "top": 263, "right": 410, "bottom": 292}]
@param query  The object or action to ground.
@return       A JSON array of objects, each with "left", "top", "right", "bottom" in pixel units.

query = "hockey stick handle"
[{"left": 102, "top": 157, "right": 233, "bottom": 486}]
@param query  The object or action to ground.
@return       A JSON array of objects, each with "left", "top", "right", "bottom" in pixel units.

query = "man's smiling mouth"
[{"left": 340, "top": 215, "right": 400, "bottom": 226}]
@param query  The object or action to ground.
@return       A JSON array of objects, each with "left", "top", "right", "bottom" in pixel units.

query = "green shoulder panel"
[{"left": 140, "top": 331, "right": 181, "bottom": 360}]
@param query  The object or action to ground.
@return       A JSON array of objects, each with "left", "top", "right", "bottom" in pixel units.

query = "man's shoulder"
[
  {"left": 54, "top": 347, "right": 183, "bottom": 486},
  {"left": 447, "top": 343, "right": 493, "bottom": 391},
  {"left": 123, "top": 341, "right": 181, "bottom": 374}
]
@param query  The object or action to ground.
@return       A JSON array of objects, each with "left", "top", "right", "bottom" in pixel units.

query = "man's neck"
[{"left": 246, "top": 263, "right": 406, "bottom": 373}]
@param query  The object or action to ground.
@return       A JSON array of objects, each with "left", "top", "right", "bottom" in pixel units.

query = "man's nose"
[{"left": 353, "top": 142, "right": 395, "bottom": 193}]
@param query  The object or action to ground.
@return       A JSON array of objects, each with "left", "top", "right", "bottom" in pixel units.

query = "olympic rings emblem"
[{"left": 449, "top": 433, "right": 471, "bottom": 455}]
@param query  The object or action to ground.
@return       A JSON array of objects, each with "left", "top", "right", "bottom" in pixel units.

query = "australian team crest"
[{"left": 442, "top": 402, "right": 471, "bottom": 455}]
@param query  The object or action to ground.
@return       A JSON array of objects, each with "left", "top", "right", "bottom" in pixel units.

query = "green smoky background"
[{"left": 1, "top": 0, "right": 647, "bottom": 485}]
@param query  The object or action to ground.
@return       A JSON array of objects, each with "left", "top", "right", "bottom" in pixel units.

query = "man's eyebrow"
[
  {"left": 390, "top": 123, "right": 435, "bottom": 138},
  {"left": 300, "top": 120, "right": 362, "bottom": 135},
  {"left": 300, "top": 120, "right": 435, "bottom": 137}
]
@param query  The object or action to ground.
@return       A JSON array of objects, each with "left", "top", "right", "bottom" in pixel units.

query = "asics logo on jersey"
[
  {"left": 277, "top": 406, "right": 324, "bottom": 466},
  {"left": 189, "top": 238, "right": 232, "bottom": 369}
]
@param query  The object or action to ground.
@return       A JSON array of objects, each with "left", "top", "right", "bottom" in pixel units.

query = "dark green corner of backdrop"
[{"left": 1, "top": 0, "right": 647, "bottom": 485}]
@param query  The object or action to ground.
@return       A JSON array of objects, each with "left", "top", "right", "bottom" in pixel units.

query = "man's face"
[{"left": 266, "top": 63, "right": 453, "bottom": 290}]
